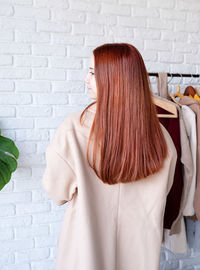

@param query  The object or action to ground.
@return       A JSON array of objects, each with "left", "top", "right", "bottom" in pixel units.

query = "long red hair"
[{"left": 80, "top": 43, "right": 168, "bottom": 185}]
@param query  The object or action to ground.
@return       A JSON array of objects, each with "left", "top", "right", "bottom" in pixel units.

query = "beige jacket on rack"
[{"left": 42, "top": 103, "right": 177, "bottom": 270}]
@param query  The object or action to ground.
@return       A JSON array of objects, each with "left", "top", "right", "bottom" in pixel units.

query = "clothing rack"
[{"left": 148, "top": 72, "right": 200, "bottom": 78}]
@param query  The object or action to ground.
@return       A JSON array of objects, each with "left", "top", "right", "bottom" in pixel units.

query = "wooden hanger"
[
  {"left": 152, "top": 96, "right": 178, "bottom": 118},
  {"left": 168, "top": 92, "right": 182, "bottom": 107}
]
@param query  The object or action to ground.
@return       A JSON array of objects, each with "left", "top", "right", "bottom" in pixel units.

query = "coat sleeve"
[{"left": 42, "top": 144, "right": 77, "bottom": 205}]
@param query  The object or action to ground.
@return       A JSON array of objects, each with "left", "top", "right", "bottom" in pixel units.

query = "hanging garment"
[
  {"left": 179, "top": 96, "right": 200, "bottom": 221},
  {"left": 181, "top": 105, "right": 197, "bottom": 216},
  {"left": 42, "top": 102, "right": 177, "bottom": 270}
]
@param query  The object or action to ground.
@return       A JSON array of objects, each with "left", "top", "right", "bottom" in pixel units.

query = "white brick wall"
[{"left": 0, "top": 0, "right": 200, "bottom": 269}]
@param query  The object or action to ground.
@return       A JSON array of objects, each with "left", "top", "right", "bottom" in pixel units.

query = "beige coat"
[{"left": 42, "top": 103, "right": 177, "bottom": 270}]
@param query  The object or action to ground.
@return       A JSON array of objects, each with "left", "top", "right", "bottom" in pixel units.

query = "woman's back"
[{"left": 42, "top": 103, "right": 177, "bottom": 270}]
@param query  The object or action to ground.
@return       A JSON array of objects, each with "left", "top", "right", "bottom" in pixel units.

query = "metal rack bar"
[{"left": 148, "top": 72, "right": 200, "bottom": 78}]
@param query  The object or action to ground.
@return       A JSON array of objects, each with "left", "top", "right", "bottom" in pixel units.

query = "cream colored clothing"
[
  {"left": 42, "top": 103, "right": 177, "bottom": 270},
  {"left": 181, "top": 105, "right": 197, "bottom": 216}
]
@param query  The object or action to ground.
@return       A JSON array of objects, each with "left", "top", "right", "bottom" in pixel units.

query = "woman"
[{"left": 42, "top": 43, "right": 177, "bottom": 270}]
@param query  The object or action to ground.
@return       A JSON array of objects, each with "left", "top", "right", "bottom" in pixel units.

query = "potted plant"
[{"left": 0, "top": 129, "right": 19, "bottom": 190}]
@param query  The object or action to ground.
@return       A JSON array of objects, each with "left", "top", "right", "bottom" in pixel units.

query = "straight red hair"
[{"left": 80, "top": 43, "right": 168, "bottom": 185}]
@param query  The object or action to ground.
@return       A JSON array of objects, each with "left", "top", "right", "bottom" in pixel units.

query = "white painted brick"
[
  {"left": 31, "top": 260, "right": 55, "bottom": 270},
  {"left": 49, "top": 57, "right": 82, "bottom": 69},
  {"left": 0, "top": 215, "right": 32, "bottom": 228},
  {"left": 35, "top": 118, "right": 65, "bottom": 129},
  {"left": 0, "top": 68, "right": 31, "bottom": 79},
  {"left": 54, "top": 105, "right": 83, "bottom": 117},
  {"left": 0, "top": 130, "right": 16, "bottom": 142},
  {"left": 145, "top": 40, "right": 172, "bottom": 51},
  {"left": 12, "top": 167, "right": 31, "bottom": 180},
  {"left": 69, "top": 46, "right": 92, "bottom": 57},
  {"left": 34, "top": 0, "right": 69, "bottom": 8},
  {"left": 104, "top": 26, "right": 133, "bottom": 37},
  {"left": 170, "top": 64, "right": 196, "bottom": 74},
  {"left": 50, "top": 247, "right": 57, "bottom": 259},
  {"left": 69, "top": 0, "right": 100, "bottom": 12},
  {"left": 69, "top": 94, "right": 90, "bottom": 105},
  {"left": 161, "top": 31, "right": 188, "bottom": 42},
  {"left": 2, "top": 264, "right": 31, "bottom": 270},
  {"left": 119, "top": 0, "right": 146, "bottom": 5},
  {"left": 35, "top": 94, "right": 68, "bottom": 104},
  {"left": 73, "top": 23, "right": 104, "bottom": 35},
  {"left": 145, "top": 62, "right": 170, "bottom": 73},
  {"left": 15, "top": 225, "right": 49, "bottom": 239},
  {"left": 118, "top": 16, "right": 146, "bottom": 27},
  {"left": 85, "top": 35, "right": 114, "bottom": 47},
  {"left": 16, "top": 129, "right": 49, "bottom": 141},
  {"left": 15, "top": 141, "right": 36, "bottom": 154},
  {"left": 0, "top": 192, "right": 32, "bottom": 205},
  {"left": 0, "top": 205, "right": 15, "bottom": 217},
  {"left": 52, "top": 9, "right": 85, "bottom": 22},
  {"left": 13, "top": 0, "right": 32, "bottom": 5},
  {"left": 174, "top": 43, "right": 198, "bottom": 54},
  {"left": 32, "top": 211, "right": 65, "bottom": 224},
  {"left": 0, "top": 94, "right": 32, "bottom": 105},
  {"left": 0, "top": 253, "right": 15, "bottom": 268},
  {"left": 1, "top": 118, "right": 34, "bottom": 129},
  {"left": 0, "top": 106, "right": 15, "bottom": 117},
  {"left": 14, "top": 179, "right": 42, "bottom": 192},
  {"left": 0, "top": 81, "right": 14, "bottom": 91},
  {"left": 16, "top": 247, "right": 50, "bottom": 263},
  {"left": 2, "top": 17, "right": 35, "bottom": 31},
  {"left": 0, "top": 228, "right": 14, "bottom": 241},
  {"left": 52, "top": 33, "right": 84, "bottom": 45},
  {"left": 134, "top": 28, "right": 161, "bottom": 40},
  {"left": 0, "top": 55, "right": 13, "bottom": 66},
  {"left": 17, "top": 106, "right": 52, "bottom": 117},
  {"left": 15, "top": 31, "right": 50, "bottom": 43},
  {"left": 177, "top": 0, "right": 200, "bottom": 11},
  {"left": 187, "top": 12, "right": 200, "bottom": 23},
  {"left": 18, "top": 153, "right": 45, "bottom": 166},
  {"left": 86, "top": 13, "right": 117, "bottom": 25},
  {"left": 32, "top": 44, "right": 65, "bottom": 56},
  {"left": 147, "top": 0, "right": 175, "bottom": 8},
  {"left": 51, "top": 201, "right": 67, "bottom": 212},
  {"left": 14, "top": 6, "right": 50, "bottom": 19},
  {"left": 159, "top": 52, "right": 184, "bottom": 63},
  {"left": 132, "top": 6, "right": 159, "bottom": 17},
  {"left": 32, "top": 167, "right": 47, "bottom": 178},
  {"left": 32, "top": 68, "right": 65, "bottom": 80},
  {"left": 37, "top": 141, "right": 49, "bottom": 154},
  {"left": 175, "top": 21, "right": 199, "bottom": 33},
  {"left": 52, "top": 81, "right": 84, "bottom": 93},
  {"left": 37, "top": 20, "right": 71, "bottom": 33},
  {"left": 32, "top": 190, "right": 50, "bottom": 202},
  {"left": 67, "top": 69, "right": 87, "bottom": 81},
  {"left": 0, "top": 30, "right": 13, "bottom": 41},
  {"left": 160, "top": 9, "right": 186, "bottom": 20},
  {"left": 16, "top": 202, "right": 50, "bottom": 215},
  {"left": 189, "top": 33, "right": 200, "bottom": 44},
  {"left": 49, "top": 222, "right": 62, "bottom": 235},
  {"left": 0, "top": 239, "right": 34, "bottom": 253},
  {"left": 101, "top": 2, "right": 131, "bottom": 16},
  {"left": 14, "top": 56, "right": 48, "bottom": 67},
  {"left": 0, "top": 5, "right": 14, "bottom": 16},
  {"left": 35, "top": 235, "right": 57, "bottom": 248},
  {"left": 147, "top": 18, "right": 173, "bottom": 30},
  {"left": 0, "top": 43, "right": 30, "bottom": 54},
  {"left": 15, "top": 81, "right": 51, "bottom": 93},
  {"left": 186, "top": 55, "right": 200, "bottom": 65}
]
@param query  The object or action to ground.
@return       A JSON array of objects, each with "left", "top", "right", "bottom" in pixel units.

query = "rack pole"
[{"left": 148, "top": 72, "right": 200, "bottom": 78}]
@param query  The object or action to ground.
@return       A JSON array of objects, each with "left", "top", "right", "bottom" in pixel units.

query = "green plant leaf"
[
  {"left": 0, "top": 135, "right": 19, "bottom": 159},
  {"left": 0, "top": 159, "right": 11, "bottom": 190},
  {"left": 0, "top": 150, "right": 17, "bottom": 172}
]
